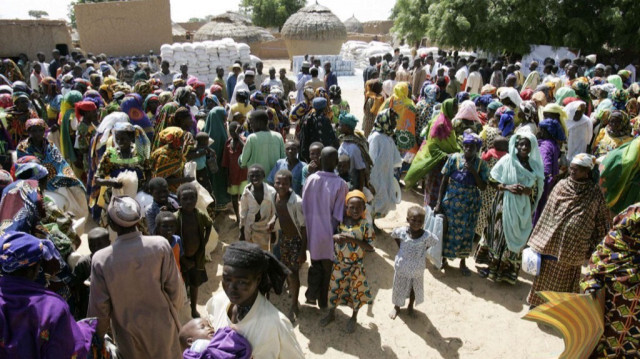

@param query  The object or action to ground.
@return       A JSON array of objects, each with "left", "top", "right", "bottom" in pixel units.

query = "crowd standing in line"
[{"left": 0, "top": 47, "right": 639, "bottom": 358}]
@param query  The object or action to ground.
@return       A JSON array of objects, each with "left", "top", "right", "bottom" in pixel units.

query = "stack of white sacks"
[
  {"left": 340, "top": 41, "right": 412, "bottom": 69},
  {"left": 160, "top": 38, "right": 258, "bottom": 87},
  {"left": 291, "top": 55, "right": 355, "bottom": 77}
]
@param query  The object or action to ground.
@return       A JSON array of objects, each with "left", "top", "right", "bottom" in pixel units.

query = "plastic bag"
[
  {"left": 424, "top": 205, "right": 444, "bottom": 269},
  {"left": 112, "top": 171, "right": 138, "bottom": 198},
  {"left": 522, "top": 247, "right": 541, "bottom": 276}
]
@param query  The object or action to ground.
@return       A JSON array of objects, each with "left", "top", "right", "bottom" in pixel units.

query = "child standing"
[
  {"left": 239, "top": 164, "right": 277, "bottom": 251},
  {"left": 145, "top": 177, "right": 180, "bottom": 235},
  {"left": 337, "top": 154, "right": 351, "bottom": 188},
  {"left": 155, "top": 210, "right": 183, "bottom": 271},
  {"left": 221, "top": 121, "right": 248, "bottom": 223},
  {"left": 267, "top": 141, "right": 307, "bottom": 196},
  {"left": 300, "top": 142, "right": 323, "bottom": 187},
  {"left": 176, "top": 183, "right": 213, "bottom": 318},
  {"left": 389, "top": 206, "right": 436, "bottom": 319},
  {"left": 273, "top": 169, "right": 307, "bottom": 321},
  {"left": 319, "top": 190, "right": 374, "bottom": 333},
  {"left": 337, "top": 113, "right": 372, "bottom": 191},
  {"left": 193, "top": 132, "right": 216, "bottom": 194},
  {"left": 71, "top": 227, "right": 110, "bottom": 319}
]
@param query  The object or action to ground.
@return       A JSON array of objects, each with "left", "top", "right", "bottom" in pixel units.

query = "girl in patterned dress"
[
  {"left": 319, "top": 190, "right": 374, "bottom": 333},
  {"left": 389, "top": 206, "right": 437, "bottom": 319}
]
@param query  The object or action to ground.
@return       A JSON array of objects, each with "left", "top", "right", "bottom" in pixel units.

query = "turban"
[
  {"left": 209, "top": 84, "right": 222, "bottom": 94},
  {"left": 585, "top": 54, "right": 597, "bottom": 63},
  {"left": 222, "top": 241, "right": 290, "bottom": 295},
  {"left": 498, "top": 110, "right": 515, "bottom": 137},
  {"left": 15, "top": 163, "right": 48, "bottom": 180},
  {"left": 539, "top": 118, "right": 566, "bottom": 142},
  {"left": 25, "top": 118, "right": 47, "bottom": 130},
  {"left": 487, "top": 101, "right": 503, "bottom": 111},
  {"left": 74, "top": 100, "right": 97, "bottom": 120},
  {"left": 520, "top": 88, "right": 533, "bottom": 101},
  {"left": 312, "top": 97, "right": 327, "bottom": 111},
  {"left": 462, "top": 131, "right": 483, "bottom": 147},
  {"left": 338, "top": 113, "right": 358, "bottom": 129},
  {"left": 571, "top": 153, "right": 596, "bottom": 169},
  {"left": 0, "top": 231, "right": 59, "bottom": 273},
  {"left": 107, "top": 196, "right": 142, "bottom": 228},
  {"left": 498, "top": 87, "right": 522, "bottom": 108},
  {"left": 473, "top": 94, "right": 493, "bottom": 108}
]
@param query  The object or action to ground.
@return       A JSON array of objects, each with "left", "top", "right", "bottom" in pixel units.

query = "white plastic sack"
[
  {"left": 113, "top": 170, "right": 138, "bottom": 199},
  {"left": 135, "top": 191, "right": 153, "bottom": 216},
  {"left": 424, "top": 205, "right": 444, "bottom": 269},
  {"left": 522, "top": 247, "right": 541, "bottom": 276}
]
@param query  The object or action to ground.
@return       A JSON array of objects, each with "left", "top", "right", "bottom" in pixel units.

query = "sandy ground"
[
  {"left": 80, "top": 59, "right": 565, "bottom": 358},
  {"left": 197, "top": 59, "right": 564, "bottom": 358}
]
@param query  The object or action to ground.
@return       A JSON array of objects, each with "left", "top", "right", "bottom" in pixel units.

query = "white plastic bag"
[
  {"left": 112, "top": 170, "right": 138, "bottom": 198},
  {"left": 522, "top": 247, "right": 541, "bottom": 276},
  {"left": 424, "top": 205, "right": 444, "bottom": 269}
]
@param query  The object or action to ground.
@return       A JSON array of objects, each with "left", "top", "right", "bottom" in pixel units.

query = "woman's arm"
[{"left": 434, "top": 175, "right": 449, "bottom": 213}]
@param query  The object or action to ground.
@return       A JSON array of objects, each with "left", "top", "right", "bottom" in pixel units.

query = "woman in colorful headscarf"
[
  {"left": 227, "top": 89, "right": 254, "bottom": 126},
  {"left": 580, "top": 203, "right": 640, "bottom": 358},
  {"left": 611, "top": 89, "right": 629, "bottom": 111},
  {"left": 607, "top": 74, "right": 623, "bottom": 91},
  {"left": 515, "top": 100, "right": 538, "bottom": 135},
  {"left": 2, "top": 59, "right": 25, "bottom": 83},
  {"left": 526, "top": 153, "right": 610, "bottom": 308},
  {"left": 571, "top": 79, "right": 593, "bottom": 115},
  {"left": 404, "top": 99, "right": 459, "bottom": 208},
  {"left": 0, "top": 163, "right": 47, "bottom": 234},
  {"left": 40, "top": 77, "right": 62, "bottom": 120},
  {"left": 532, "top": 118, "right": 565, "bottom": 226},
  {"left": 203, "top": 106, "right": 231, "bottom": 211},
  {"left": 143, "top": 93, "right": 160, "bottom": 126},
  {"left": 382, "top": 82, "right": 418, "bottom": 162},
  {"left": 368, "top": 108, "right": 401, "bottom": 220},
  {"left": 415, "top": 84, "right": 439, "bottom": 142},
  {"left": 120, "top": 93, "right": 154, "bottom": 141},
  {"left": 538, "top": 103, "right": 568, "bottom": 142},
  {"left": 153, "top": 101, "right": 179, "bottom": 142},
  {"left": 250, "top": 91, "right": 278, "bottom": 131},
  {"left": 290, "top": 87, "right": 314, "bottom": 136},
  {"left": 363, "top": 80, "right": 384, "bottom": 138},
  {"left": 599, "top": 136, "right": 640, "bottom": 215},
  {"left": 266, "top": 93, "right": 289, "bottom": 138},
  {"left": 2, "top": 92, "right": 38, "bottom": 150},
  {"left": 592, "top": 110, "right": 633, "bottom": 158},
  {"left": 329, "top": 85, "right": 350, "bottom": 125},
  {"left": 452, "top": 100, "right": 482, "bottom": 146},
  {"left": 57, "top": 90, "right": 83, "bottom": 163},
  {"left": 16, "top": 118, "right": 88, "bottom": 220},
  {"left": 150, "top": 126, "right": 194, "bottom": 193},
  {"left": 476, "top": 131, "right": 544, "bottom": 284},
  {"left": 553, "top": 87, "right": 576, "bottom": 105},
  {"left": 133, "top": 80, "right": 153, "bottom": 100},
  {"left": 435, "top": 132, "right": 489, "bottom": 276},
  {"left": 0, "top": 93, "right": 12, "bottom": 109},
  {"left": 70, "top": 100, "right": 99, "bottom": 180}
]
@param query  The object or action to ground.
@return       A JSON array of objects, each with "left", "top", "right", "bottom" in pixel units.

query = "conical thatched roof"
[
  {"left": 194, "top": 12, "right": 274, "bottom": 43},
  {"left": 281, "top": 4, "right": 347, "bottom": 41},
  {"left": 172, "top": 22, "right": 187, "bottom": 37},
  {"left": 344, "top": 15, "right": 363, "bottom": 33}
]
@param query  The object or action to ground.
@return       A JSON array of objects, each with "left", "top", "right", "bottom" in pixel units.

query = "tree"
[
  {"left": 391, "top": 0, "right": 640, "bottom": 56},
  {"left": 28, "top": 10, "right": 49, "bottom": 19},
  {"left": 240, "top": 0, "right": 306, "bottom": 31},
  {"left": 68, "top": 0, "right": 113, "bottom": 28}
]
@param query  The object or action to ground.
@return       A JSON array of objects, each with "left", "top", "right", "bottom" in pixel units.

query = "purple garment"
[
  {"left": 182, "top": 327, "right": 252, "bottom": 359},
  {"left": 533, "top": 138, "right": 560, "bottom": 225},
  {"left": 0, "top": 275, "right": 94, "bottom": 359},
  {"left": 302, "top": 171, "right": 349, "bottom": 260}
]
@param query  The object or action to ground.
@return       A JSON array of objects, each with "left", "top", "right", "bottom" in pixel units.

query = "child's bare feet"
[
  {"left": 319, "top": 310, "right": 335, "bottom": 327},
  {"left": 345, "top": 318, "right": 357, "bottom": 333},
  {"left": 389, "top": 306, "right": 400, "bottom": 320}
]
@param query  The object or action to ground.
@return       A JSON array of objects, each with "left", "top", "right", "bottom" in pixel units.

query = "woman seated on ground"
[{"left": 205, "top": 241, "right": 304, "bottom": 359}]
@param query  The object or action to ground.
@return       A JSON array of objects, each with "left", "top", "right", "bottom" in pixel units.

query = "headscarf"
[
  {"left": 490, "top": 131, "right": 544, "bottom": 252},
  {"left": 554, "top": 87, "right": 576, "bottom": 105},
  {"left": 364, "top": 79, "right": 384, "bottom": 115},
  {"left": 572, "top": 80, "right": 590, "bottom": 99},
  {"left": 12, "top": 91, "right": 29, "bottom": 104},
  {"left": 0, "top": 85, "right": 13, "bottom": 95},
  {"left": 519, "top": 88, "right": 533, "bottom": 101},
  {"left": 498, "top": 110, "right": 515, "bottom": 136},
  {"left": 498, "top": 87, "right": 522, "bottom": 108},
  {"left": 455, "top": 91, "right": 470, "bottom": 104},
  {"left": 74, "top": 101, "right": 97, "bottom": 121},
  {"left": 134, "top": 80, "right": 152, "bottom": 99},
  {"left": 481, "top": 84, "right": 497, "bottom": 95},
  {"left": 209, "top": 84, "right": 222, "bottom": 95},
  {"left": 25, "top": 118, "right": 47, "bottom": 130},
  {"left": 99, "top": 84, "right": 114, "bottom": 102},
  {"left": 420, "top": 84, "right": 439, "bottom": 103},
  {"left": 345, "top": 190, "right": 367, "bottom": 219},
  {"left": 95, "top": 111, "right": 129, "bottom": 145},
  {"left": 564, "top": 100, "right": 587, "bottom": 124},
  {"left": 0, "top": 93, "right": 12, "bottom": 109},
  {"left": 175, "top": 87, "right": 192, "bottom": 106},
  {"left": 430, "top": 99, "right": 455, "bottom": 140},
  {"left": 462, "top": 131, "right": 482, "bottom": 147},
  {"left": 121, "top": 93, "right": 153, "bottom": 133},
  {"left": 607, "top": 110, "right": 632, "bottom": 137},
  {"left": 571, "top": 153, "right": 596, "bottom": 169},
  {"left": 222, "top": 241, "right": 290, "bottom": 295},
  {"left": 249, "top": 91, "right": 266, "bottom": 107},
  {"left": 15, "top": 163, "right": 48, "bottom": 180},
  {"left": 539, "top": 103, "right": 568, "bottom": 137},
  {"left": 612, "top": 89, "right": 629, "bottom": 110},
  {"left": 608, "top": 75, "right": 623, "bottom": 91},
  {"left": 473, "top": 94, "right": 492, "bottom": 109},
  {"left": 158, "top": 126, "right": 185, "bottom": 149},
  {"left": 453, "top": 100, "right": 479, "bottom": 122},
  {"left": 518, "top": 100, "right": 537, "bottom": 123},
  {"left": 390, "top": 82, "right": 414, "bottom": 108},
  {"left": 487, "top": 100, "right": 503, "bottom": 112},
  {"left": 113, "top": 122, "right": 151, "bottom": 159},
  {"left": 626, "top": 98, "right": 639, "bottom": 118},
  {"left": 107, "top": 196, "right": 142, "bottom": 228},
  {"left": 59, "top": 90, "right": 83, "bottom": 162},
  {"left": 143, "top": 94, "right": 159, "bottom": 113},
  {"left": 312, "top": 97, "right": 327, "bottom": 111},
  {"left": 158, "top": 91, "right": 173, "bottom": 106},
  {"left": 531, "top": 91, "right": 547, "bottom": 107},
  {"left": 373, "top": 109, "right": 395, "bottom": 136},
  {"left": 83, "top": 90, "right": 105, "bottom": 109},
  {"left": 539, "top": 118, "right": 567, "bottom": 142},
  {"left": 338, "top": 113, "right": 358, "bottom": 129},
  {"left": 0, "top": 231, "right": 59, "bottom": 273}
]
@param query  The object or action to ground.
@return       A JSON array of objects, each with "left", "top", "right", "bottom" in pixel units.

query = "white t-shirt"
[{"left": 466, "top": 71, "right": 483, "bottom": 94}]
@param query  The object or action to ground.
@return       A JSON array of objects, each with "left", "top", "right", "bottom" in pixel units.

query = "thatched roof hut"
[
  {"left": 344, "top": 15, "right": 363, "bottom": 33},
  {"left": 194, "top": 12, "right": 274, "bottom": 44},
  {"left": 172, "top": 22, "right": 188, "bottom": 42},
  {"left": 281, "top": 3, "right": 347, "bottom": 59}
]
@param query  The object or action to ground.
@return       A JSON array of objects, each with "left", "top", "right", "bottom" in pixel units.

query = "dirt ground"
[
  {"left": 195, "top": 59, "right": 565, "bottom": 358},
  {"left": 80, "top": 59, "right": 565, "bottom": 358}
]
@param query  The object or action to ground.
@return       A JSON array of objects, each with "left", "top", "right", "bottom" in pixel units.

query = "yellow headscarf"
[
  {"left": 539, "top": 103, "right": 568, "bottom": 138},
  {"left": 391, "top": 82, "right": 414, "bottom": 108},
  {"left": 345, "top": 190, "right": 367, "bottom": 219}
]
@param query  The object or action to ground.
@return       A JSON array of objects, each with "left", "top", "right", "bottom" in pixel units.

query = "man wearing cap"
[
  {"left": 88, "top": 196, "right": 184, "bottom": 359},
  {"left": 230, "top": 70, "right": 255, "bottom": 105},
  {"left": 296, "top": 61, "right": 312, "bottom": 104},
  {"left": 0, "top": 231, "right": 96, "bottom": 358}
]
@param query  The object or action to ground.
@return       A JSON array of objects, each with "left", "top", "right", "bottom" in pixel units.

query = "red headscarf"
[{"left": 74, "top": 101, "right": 97, "bottom": 120}]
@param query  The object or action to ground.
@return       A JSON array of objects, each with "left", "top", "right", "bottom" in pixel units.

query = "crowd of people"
[{"left": 0, "top": 45, "right": 639, "bottom": 358}]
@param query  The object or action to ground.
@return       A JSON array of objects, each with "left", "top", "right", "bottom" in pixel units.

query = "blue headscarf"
[
  {"left": 312, "top": 97, "right": 327, "bottom": 111},
  {"left": 539, "top": 118, "right": 566, "bottom": 141},
  {"left": 498, "top": 110, "right": 515, "bottom": 136},
  {"left": 339, "top": 113, "right": 358, "bottom": 129},
  {"left": 474, "top": 94, "right": 493, "bottom": 108},
  {"left": 456, "top": 91, "right": 470, "bottom": 103},
  {"left": 0, "top": 231, "right": 59, "bottom": 273}
]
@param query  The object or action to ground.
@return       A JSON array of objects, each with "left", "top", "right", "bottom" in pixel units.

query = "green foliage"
[
  {"left": 28, "top": 10, "right": 49, "bottom": 19},
  {"left": 68, "top": 0, "right": 113, "bottom": 28},
  {"left": 240, "top": 0, "right": 306, "bottom": 30},
  {"left": 391, "top": 0, "right": 640, "bottom": 55}
]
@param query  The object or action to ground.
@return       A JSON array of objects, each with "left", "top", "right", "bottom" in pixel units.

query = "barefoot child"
[
  {"left": 221, "top": 121, "right": 247, "bottom": 223},
  {"left": 273, "top": 169, "right": 307, "bottom": 321},
  {"left": 389, "top": 206, "right": 437, "bottom": 319},
  {"left": 193, "top": 132, "right": 216, "bottom": 194},
  {"left": 146, "top": 177, "right": 180, "bottom": 235},
  {"left": 239, "top": 164, "right": 276, "bottom": 251},
  {"left": 155, "top": 211, "right": 183, "bottom": 271},
  {"left": 319, "top": 190, "right": 374, "bottom": 333},
  {"left": 300, "top": 142, "right": 323, "bottom": 187},
  {"left": 176, "top": 183, "right": 213, "bottom": 318}
]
